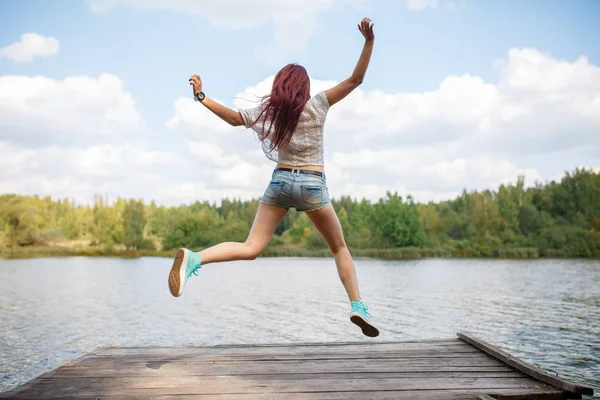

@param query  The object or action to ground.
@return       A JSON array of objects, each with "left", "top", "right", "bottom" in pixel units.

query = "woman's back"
[{"left": 240, "top": 91, "right": 330, "bottom": 167}]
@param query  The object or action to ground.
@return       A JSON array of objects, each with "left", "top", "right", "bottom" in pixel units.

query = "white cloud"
[
  {"left": 0, "top": 33, "right": 60, "bottom": 62},
  {"left": 0, "top": 141, "right": 201, "bottom": 205},
  {"left": 86, "top": 0, "right": 360, "bottom": 66},
  {"left": 0, "top": 139, "right": 275, "bottom": 206},
  {"left": 0, "top": 74, "right": 141, "bottom": 146}
]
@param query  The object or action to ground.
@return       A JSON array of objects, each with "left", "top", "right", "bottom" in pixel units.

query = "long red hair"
[{"left": 253, "top": 64, "right": 311, "bottom": 150}]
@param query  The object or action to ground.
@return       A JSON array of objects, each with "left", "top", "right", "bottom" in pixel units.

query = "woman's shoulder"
[{"left": 307, "top": 91, "right": 330, "bottom": 113}]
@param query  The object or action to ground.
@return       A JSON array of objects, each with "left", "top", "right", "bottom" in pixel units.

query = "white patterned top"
[{"left": 239, "top": 91, "right": 330, "bottom": 166}]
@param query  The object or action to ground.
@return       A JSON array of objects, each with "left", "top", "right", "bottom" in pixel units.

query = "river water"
[{"left": 0, "top": 257, "right": 598, "bottom": 397}]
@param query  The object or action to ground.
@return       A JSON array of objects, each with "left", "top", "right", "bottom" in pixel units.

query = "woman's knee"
[
  {"left": 329, "top": 241, "right": 348, "bottom": 255},
  {"left": 243, "top": 241, "right": 263, "bottom": 260}
]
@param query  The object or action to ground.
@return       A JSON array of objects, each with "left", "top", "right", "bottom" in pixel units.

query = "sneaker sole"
[
  {"left": 350, "top": 313, "right": 380, "bottom": 337},
  {"left": 168, "top": 248, "right": 188, "bottom": 297}
]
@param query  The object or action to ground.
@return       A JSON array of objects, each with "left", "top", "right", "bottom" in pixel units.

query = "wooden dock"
[{"left": 1, "top": 332, "right": 593, "bottom": 399}]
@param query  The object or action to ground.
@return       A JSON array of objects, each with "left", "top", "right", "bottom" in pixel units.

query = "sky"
[{"left": 0, "top": 0, "right": 599, "bottom": 206}]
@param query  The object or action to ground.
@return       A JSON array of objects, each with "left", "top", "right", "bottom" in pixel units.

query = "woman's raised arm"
[
  {"left": 189, "top": 74, "right": 245, "bottom": 127},
  {"left": 325, "top": 18, "right": 375, "bottom": 107}
]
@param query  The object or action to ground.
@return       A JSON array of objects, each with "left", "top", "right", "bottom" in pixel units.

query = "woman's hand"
[
  {"left": 189, "top": 74, "right": 202, "bottom": 95},
  {"left": 358, "top": 17, "right": 374, "bottom": 42},
  {"left": 188, "top": 74, "right": 245, "bottom": 126}
]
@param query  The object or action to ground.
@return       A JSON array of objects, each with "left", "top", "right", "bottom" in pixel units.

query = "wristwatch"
[{"left": 194, "top": 91, "right": 205, "bottom": 102}]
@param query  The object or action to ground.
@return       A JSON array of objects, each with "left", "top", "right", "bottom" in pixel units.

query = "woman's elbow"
[
  {"left": 229, "top": 115, "right": 245, "bottom": 127},
  {"left": 349, "top": 76, "right": 363, "bottom": 86}
]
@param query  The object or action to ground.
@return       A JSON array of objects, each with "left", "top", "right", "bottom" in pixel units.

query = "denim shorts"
[{"left": 261, "top": 169, "right": 331, "bottom": 212}]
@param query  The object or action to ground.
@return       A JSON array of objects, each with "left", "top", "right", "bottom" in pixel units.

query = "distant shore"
[{"left": 2, "top": 245, "right": 596, "bottom": 260}]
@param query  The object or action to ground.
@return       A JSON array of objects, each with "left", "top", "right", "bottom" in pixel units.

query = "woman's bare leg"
[
  {"left": 306, "top": 204, "right": 360, "bottom": 301},
  {"left": 199, "top": 202, "right": 288, "bottom": 265}
]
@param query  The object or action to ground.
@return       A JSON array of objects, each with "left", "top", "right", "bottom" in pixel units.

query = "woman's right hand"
[
  {"left": 358, "top": 17, "right": 374, "bottom": 42},
  {"left": 189, "top": 74, "right": 203, "bottom": 95}
]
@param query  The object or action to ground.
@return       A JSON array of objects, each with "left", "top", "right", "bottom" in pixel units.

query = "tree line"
[{"left": 1, "top": 168, "right": 599, "bottom": 258}]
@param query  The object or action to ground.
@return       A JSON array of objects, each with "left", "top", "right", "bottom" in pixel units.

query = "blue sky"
[{"left": 1, "top": 0, "right": 599, "bottom": 205}]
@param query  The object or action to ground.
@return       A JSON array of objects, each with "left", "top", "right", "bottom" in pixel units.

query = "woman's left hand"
[{"left": 189, "top": 74, "right": 202, "bottom": 95}]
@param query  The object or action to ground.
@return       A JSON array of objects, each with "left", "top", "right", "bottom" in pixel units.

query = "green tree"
[
  {"left": 497, "top": 184, "right": 519, "bottom": 233},
  {"left": 287, "top": 212, "right": 312, "bottom": 245},
  {"left": 123, "top": 199, "right": 147, "bottom": 250},
  {"left": 374, "top": 192, "right": 426, "bottom": 247},
  {"left": 92, "top": 195, "right": 124, "bottom": 245},
  {"left": 162, "top": 207, "right": 222, "bottom": 250}
]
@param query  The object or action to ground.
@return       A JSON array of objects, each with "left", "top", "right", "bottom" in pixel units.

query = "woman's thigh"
[{"left": 246, "top": 202, "right": 288, "bottom": 250}]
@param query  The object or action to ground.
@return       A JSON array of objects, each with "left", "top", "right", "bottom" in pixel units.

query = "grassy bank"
[{"left": 0, "top": 245, "right": 584, "bottom": 260}]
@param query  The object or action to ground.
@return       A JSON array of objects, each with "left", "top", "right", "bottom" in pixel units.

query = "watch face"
[{"left": 197, "top": 92, "right": 205, "bottom": 101}]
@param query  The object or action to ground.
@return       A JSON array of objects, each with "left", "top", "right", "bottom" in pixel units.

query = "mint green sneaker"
[
  {"left": 350, "top": 301, "right": 379, "bottom": 337},
  {"left": 168, "top": 248, "right": 201, "bottom": 297}
]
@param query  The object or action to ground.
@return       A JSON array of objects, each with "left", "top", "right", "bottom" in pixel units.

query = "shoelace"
[
  {"left": 352, "top": 302, "right": 371, "bottom": 317},
  {"left": 362, "top": 303, "right": 371, "bottom": 317},
  {"left": 186, "top": 266, "right": 201, "bottom": 278}
]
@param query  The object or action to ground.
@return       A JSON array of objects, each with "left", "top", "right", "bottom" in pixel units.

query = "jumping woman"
[{"left": 169, "top": 18, "right": 378, "bottom": 337}]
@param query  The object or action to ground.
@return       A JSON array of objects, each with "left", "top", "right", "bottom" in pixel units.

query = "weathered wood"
[
  {"left": 92, "top": 342, "right": 480, "bottom": 357},
  {"left": 17, "top": 376, "right": 551, "bottom": 397},
  {"left": 79, "top": 355, "right": 503, "bottom": 365},
  {"left": 138, "top": 338, "right": 463, "bottom": 348},
  {"left": 77, "top": 355, "right": 504, "bottom": 366},
  {"left": 95, "top": 339, "right": 469, "bottom": 354},
  {"left": 58, "top": 362, "right": 514, "bottom": 377},
  {"left": 2, "top": 336, "right": 592, "bottom": 399},
  {"left": 57, "top": 370, "right": 524, "bottom": 379},
  {"left": 85, "top": 346, "right": 487, "bottom": 364},
  {"left": 457, "top": 332, "right": 594, "bottom": 396},
  {"left": 84, "top": 353, "right": 488, "bottom": 364},
  {"left": 0, "top": 387, "right": 569, "bottom": 400}
]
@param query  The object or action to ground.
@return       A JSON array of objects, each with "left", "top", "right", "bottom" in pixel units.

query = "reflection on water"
[{"left": 1, "top": 257, "right": 599, "bottom": 397}]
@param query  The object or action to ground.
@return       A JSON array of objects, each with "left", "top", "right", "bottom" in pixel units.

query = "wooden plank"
[
  {"left": 457, "top": 332, "right": 594, "bottom": 396},
  {"left": 2, "top": 387, "right": 568, "bottom": 400},
  {"left": 84, "top": 350, "right": 488, "bottom": 364},
  {"left": 54, "top": 370, "right": 524, "bottom": 379},
  {"left": 18, "top": 376, "right": 552, "bottom": 397},
  {"left": 76, "top": 355, "right": 503, "bottom": 366},
  {"left": 95, "top": 339, "right": 467, "bottom": 353},
  {"left": 94, "top": 341, "right": 478, "bottom": 356},
  {"left": 58, "top": 360, "right": 514, "bottom": 377},
  {"left": 75, "top": 356, "right": 504, "bottom": 367},
  {"left": 38, "top": 371, "right": 526, "bottom": 381},
  {"left": 83, "top": 354, "right": 489, "bottom": 364},
  {"left": 88, "top": 350, "right": 483, "bottom": 360},
  {"left": 97, "top": 338, "right": 463, "bottom": 350}
]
